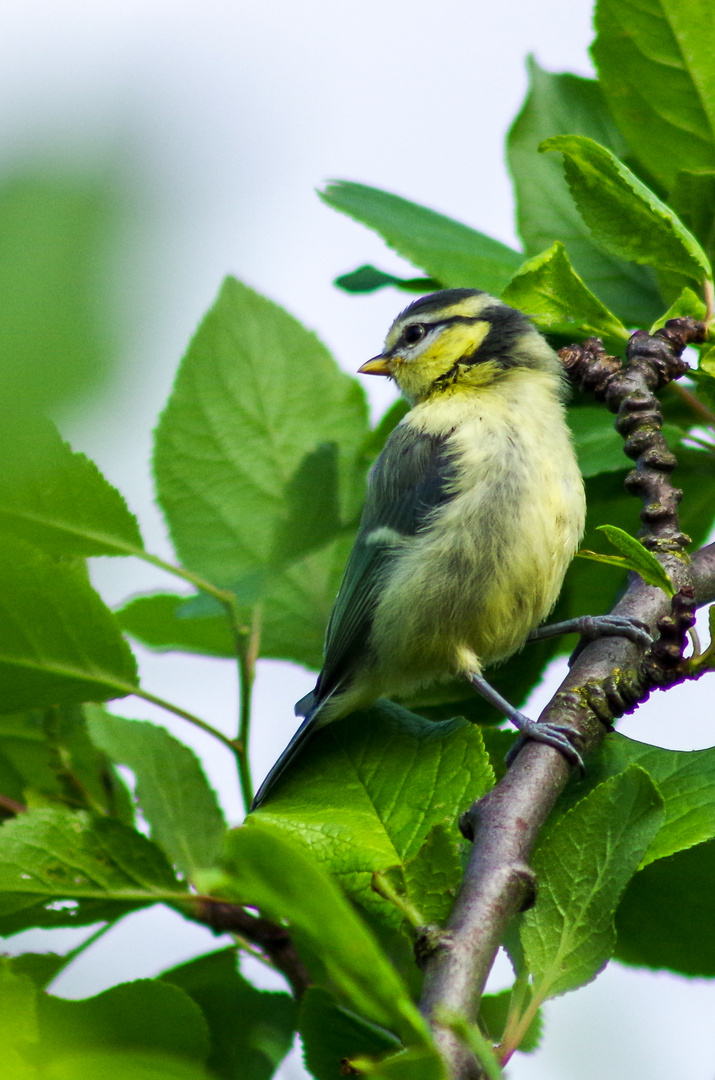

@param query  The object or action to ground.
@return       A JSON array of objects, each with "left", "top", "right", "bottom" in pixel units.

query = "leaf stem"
[
  {"left": 120, "top": 544, "right": 259, "bottom": 808},
  {"left": 670, "top": 381, "right": 715, "bottom": 427},
  {"left": 495, "top": 975, "right": 530, "bottom": 1063},
  {"left": 130, "top": 686, "right": 240, "bottom": 757},
  {"left": 236, "top": 605, "right": 261, "bottom": 811},
  {"left": 371, "top": 869, "right": 425, "bottom": 928},
  {"left": 498, "top": 988, "right": 543, "bottom": 1063},
  {"left": 0, "top": 792, "right": 26, "bottom": 814},
  {"left": 682, "top": 431, "right": 715, "bottom": 452},
  {"left": 131, "top": 548, "right": 244, "bottom": 611},
  {"left": 62, "top": 922, "right": 114, "bottom": 966}
]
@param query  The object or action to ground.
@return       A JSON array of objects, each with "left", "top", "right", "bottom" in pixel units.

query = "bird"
[{"left": 251, "top": 288, "right": 643, "bottom": 810}]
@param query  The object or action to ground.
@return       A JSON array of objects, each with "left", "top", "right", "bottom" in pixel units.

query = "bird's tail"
[{"left": 250, "top": 690, "right": 332, "bottom": 811}]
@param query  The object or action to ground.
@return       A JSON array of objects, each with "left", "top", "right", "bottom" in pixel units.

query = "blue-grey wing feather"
[
  {"left": 251, "top": 425, "right": 460, "bottom": 808},
  {"left": 314, "top": 423, "right": 458, "bottom": 702}
]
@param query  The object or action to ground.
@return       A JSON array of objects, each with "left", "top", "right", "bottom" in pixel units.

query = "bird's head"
[{"left": 359, "top": 289, "right": 564, "bottom": 404}]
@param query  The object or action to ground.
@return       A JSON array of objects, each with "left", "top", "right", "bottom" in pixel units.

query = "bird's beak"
[{"left": 358, "top": 354, "right": 394, "bottom": 377}]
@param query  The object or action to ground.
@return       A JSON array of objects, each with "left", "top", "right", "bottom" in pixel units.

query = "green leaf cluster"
[{"left": 3, "top": 0, "right": 715, "bottom": 1076}]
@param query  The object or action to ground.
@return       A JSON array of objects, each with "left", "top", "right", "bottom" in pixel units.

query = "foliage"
[{"left": 2, "top": 0, "right": 715, "bottom": 1076}]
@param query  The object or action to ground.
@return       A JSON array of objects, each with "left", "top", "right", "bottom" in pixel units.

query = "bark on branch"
[
  {"left": 192, "top": 896, "right": 312, "bottom": 998},
  {"left": 419, "top": 319, "right": 711, "bottom": 1079}
]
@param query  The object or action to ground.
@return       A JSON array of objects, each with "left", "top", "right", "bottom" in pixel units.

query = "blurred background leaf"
[{"left": 0, "top": 167, "right": 125, "bottom": 417}]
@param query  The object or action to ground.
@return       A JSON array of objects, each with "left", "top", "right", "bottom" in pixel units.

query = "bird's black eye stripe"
[{"left": 403, "top": 323, "right": 426, "bottom": 346}]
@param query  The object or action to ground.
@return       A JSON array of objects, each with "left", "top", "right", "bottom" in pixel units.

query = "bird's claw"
[
  {"left": 567, "top": 614, "right": 652, "bottom": 667},
  {"left": 576, "top": 614, "right": 652, "bottom": 648},
  {"left": 505, "top": 712, "right": 584, "bottom": 773}
]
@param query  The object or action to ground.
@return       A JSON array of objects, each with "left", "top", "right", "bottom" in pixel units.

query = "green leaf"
[
  {"left": 320, "top": 181, "right": 522, "bottom": 294},
  {"left": 213, "top": 822, "right": 429, "bottom": 1044},
  {"left": 161, "top": 948, "right": 296, "bottom": 1080},
  {"left": 270, "top": 441, "right": 343, "bottom": 566},
  {"left": 501, "top": 242, "right": 629, "bottom": 351},
  {"left": 182, "top": 531, "right": 360, "bottom": 672},
  {"left": 0, "top": 171, "right": 120, "bottom": 415},
  {"left": 577, "top": 524, "right": 675, "bottom": 595},
  {"left": 116, "top": 594, "right": 236, "bottom": 658},
  {"left": 558, "top": 733, "right": 715, "bottom": 866},
  {"left": 0, "top": 411, "right": 143, "bottom": 558},
  {"left": 691, "top": 361, "right": 715, "bottom": 419},
  {"left": 249, "top": 702, "right": 492, "bottom": 922},
  {"left": 258, "top": 532, "right": 357, "bottom": 670},
  {"left": 521, "top": 766, "right": 663, "bottom": 1000},
  {"left": 0, "top": 536, "right": 138, "bottom": 714},
  {"left": 299, "top": 986, "right": 400, "bottom": 1080},
  {"left": 0, "top": 960, "right": 39, "bottom": 1080},
  {"left": 649, "top": 285, "right": 707, "bottom": 331},
  {"left": 86, "top": 710, "right": 226, "bottom": 880},
  {"left": 0, "top": 711, "right": 68, "bottom": 805},
  {"left": 352, "top": 1045, "right": 447, "bottom": 1080},
  {"left": 334, "top": 265, "right": 438, "bottom": 294},
  {"left": 399, "top": 822, "right": 463, "bottom": 928},
  {"left": 676, "top": 445, "right": 715, "bottom": 545},
  {"left": 35, "top": 979, "right": 210, "bottom": 1078},
  {"left": 669, "top": 171, "right": 715, "bottom": 264},
  {"left": 0, "top": 704, "right": 135, "bottom": 821},
  {"left": 507, "top": 58, "right": 662, "bottom": 325},
  {"left": 523, "top": 738, "right": 715, "bottom": 978},
  {"left": 479, "top": 990, "right": 542, "bottom": 1054},
  {"left": 0, "top": 807, "right": 184, "bottom": 908},
  {"left": 541, "top": 135, "right": 712, "bottom": 284},
  {"left": 38, "top": 1052, "right": 212, "bottom": 1080},
  {"left": 567, "top": 406, "right": 627, "bottom": 477},
  {"left": 615, "top": 838, "right": 715, "bottom": 976},
  {"left": 3, "top": 953, "right": 66, "bottom": 989},
  {"left": 154, "top": 276, "right": 368, "bottom": 589},
  {"left": 0, "top": 896, "right": 124, "bottom": 938},
  {"left": 592, "top": 0, "right": 715, "bottom": 191}
]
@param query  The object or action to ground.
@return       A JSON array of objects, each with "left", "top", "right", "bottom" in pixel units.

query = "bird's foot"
[
  {"left": 464, "top": 668, "right": 584, "bottom": 772},
  {"left": 505, "top": 712, "right": 584, "bottom": 772},
  {"left": 530, "top": 614, "right": 651, "bottom": 651},
  {"left": 564, "top": 614, "right": 652, "bottom": 666},
  {"left": 570, "top": 614, "right": 652, "bottom": 648}
]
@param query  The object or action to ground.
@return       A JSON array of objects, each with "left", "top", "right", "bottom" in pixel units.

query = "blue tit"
[{"left": 251, "top": 288, "right": 588, "bottom": 810}]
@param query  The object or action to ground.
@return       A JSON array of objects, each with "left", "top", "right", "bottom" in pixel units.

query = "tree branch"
[
  {"left": 192, "top": 896, "right": 312, "bottom": 999},
  {"left": 418, "top": 319, "right": 711, "bottom": 1079}
]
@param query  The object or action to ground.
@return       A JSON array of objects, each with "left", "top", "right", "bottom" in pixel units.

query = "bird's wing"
[
  {"left": 315, "top": 422, "right": 458, "bottom": 701},
  {"left": 253, "top": 425, "right": 459, "bottom": 810}
]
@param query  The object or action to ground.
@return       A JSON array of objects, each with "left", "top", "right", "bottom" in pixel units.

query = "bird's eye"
[{"left": 403, "top": 323, "right": 426, "bottom": 346}]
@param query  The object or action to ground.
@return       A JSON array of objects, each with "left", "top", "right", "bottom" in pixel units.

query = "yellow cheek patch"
[
  {"left": 435, "top": 320, "right": 491, "bottom": 364},
  {"left": 394, "top": 321, "right": 496, "bottom": 401}
]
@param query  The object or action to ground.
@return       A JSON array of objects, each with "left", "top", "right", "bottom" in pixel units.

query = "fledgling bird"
[{"left": 252, "top": 288, "right": 590, "bottom": 810}]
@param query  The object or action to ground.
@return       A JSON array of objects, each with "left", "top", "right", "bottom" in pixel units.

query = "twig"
[
  {"left": 418, "top": 319, "right": 707, "bottom": 1079},
  {"left": 192, "top": 896, "right": 312, "bottom": 998},
  {"left": 0, "top": 792, "right": 26, "bottom": 815}
]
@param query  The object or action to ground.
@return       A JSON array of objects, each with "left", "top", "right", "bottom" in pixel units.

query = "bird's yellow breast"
[{"left": 368, "top": 368, "right": 585, "bottom": 690}]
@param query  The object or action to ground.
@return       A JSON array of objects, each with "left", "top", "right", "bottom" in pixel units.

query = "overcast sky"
[{"left": 2, "top": 4, "right": 714, "bottom": 1078}]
